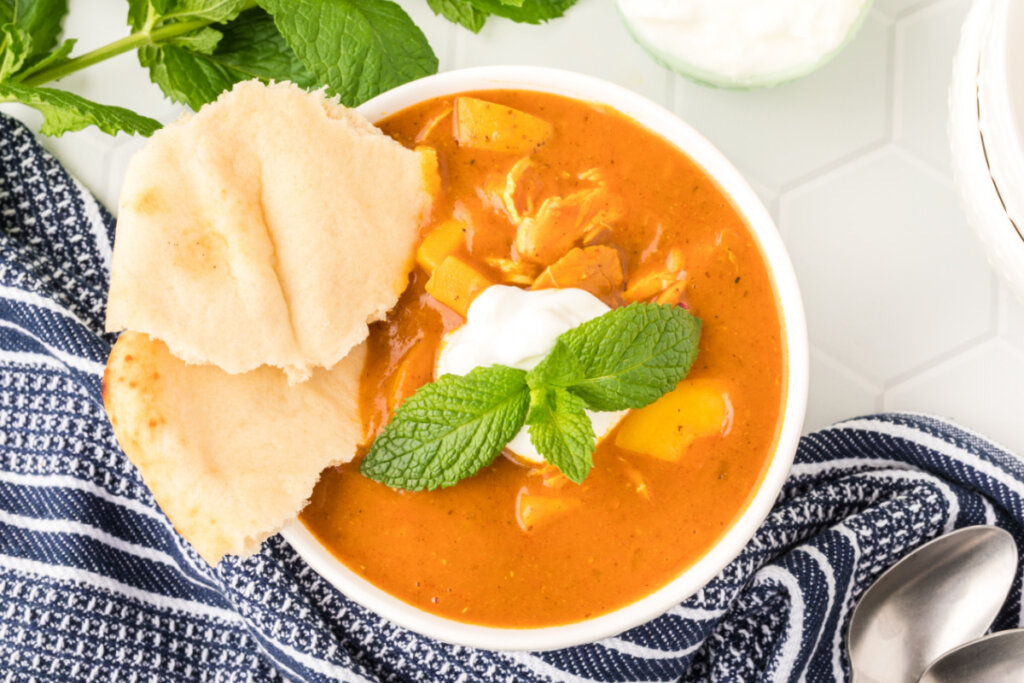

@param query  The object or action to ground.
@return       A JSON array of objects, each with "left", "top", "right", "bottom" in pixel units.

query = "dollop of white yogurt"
[
  {"left": 618, "top": 0, "right": 869, "bottom": 85},
  {"left": 436, "top": 285, "right": 626, "bottom": 464}
]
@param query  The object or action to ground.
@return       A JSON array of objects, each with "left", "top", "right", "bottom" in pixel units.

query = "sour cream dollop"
[{"left": 436, "top": 285, "right": 627, "bottom": 464}]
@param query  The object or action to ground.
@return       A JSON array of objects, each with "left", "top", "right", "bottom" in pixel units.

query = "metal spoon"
[
  {"left": 919, "top": 629, "right": 1024, "bottom": 683},
  {"left": 847, "top": 525, "right": 1018, "bottom": 683}
]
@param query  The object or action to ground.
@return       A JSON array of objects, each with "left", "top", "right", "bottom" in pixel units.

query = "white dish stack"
[{"left": 951, "top": 0, "right": 1024, "bottom": 302}]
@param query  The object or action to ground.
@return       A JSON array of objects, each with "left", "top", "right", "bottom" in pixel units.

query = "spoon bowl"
[
  {"left": 847, "top": 525, "right": 1018, "bottom": 683},
  {"left": 919, "top": 628, "right": 1024, "bottom": 683}
]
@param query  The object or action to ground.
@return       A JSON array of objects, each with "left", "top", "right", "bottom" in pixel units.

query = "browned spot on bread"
[{"left": 132, "top": 189, "right": 163, "bottom": 215}]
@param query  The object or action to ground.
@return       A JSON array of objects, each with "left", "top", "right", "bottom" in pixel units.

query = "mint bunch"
[
  {"left": 0, "top": 0, "right": 578, "bottom": 137},
  {"left": 361, "top": 303, "right": 702, "bottom": 491}
]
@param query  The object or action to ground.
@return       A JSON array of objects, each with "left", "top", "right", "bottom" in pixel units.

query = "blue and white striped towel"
[{"left": 1, "top": 111, "right": 1022, "bottom": 682}]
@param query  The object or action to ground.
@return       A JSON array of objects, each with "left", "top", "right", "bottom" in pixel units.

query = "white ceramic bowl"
[{"left": 280, "top": 66, "right": 809, "bottom": 651}]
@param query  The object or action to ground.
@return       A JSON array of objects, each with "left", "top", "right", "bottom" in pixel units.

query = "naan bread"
[
  {"left": 103, "top": 331, "right": 366, "bottom": 564},
  {"left": 105, "top": 80, "right": 431, "bottom": 382}
]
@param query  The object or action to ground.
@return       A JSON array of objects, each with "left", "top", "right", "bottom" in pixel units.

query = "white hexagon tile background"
[{"left": 5, "top": 0, "right": 1022, "bottom": 455}]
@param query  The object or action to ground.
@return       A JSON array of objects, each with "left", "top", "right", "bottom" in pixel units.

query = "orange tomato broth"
[{"left": 300, "top": 90, "right": 785, "bottom": 628}]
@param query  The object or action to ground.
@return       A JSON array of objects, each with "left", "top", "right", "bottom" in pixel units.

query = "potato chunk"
[
  {"left": 614, "top": 379, "right": 732, "bottom": 461},
  {"left": 454, "top": 96, "right": 553, "bottom": 154},
  {"left": 515, "top": 488, "right": 581, "bottom": 532},
  {"left": 484, "top": 256, "right": 541, "bottom": 286},
  {"left": 624, "top": 248, "right": 687, "bottom": 303},
  {"left": 416, "top": 145, "right": 441, "bottom": 201},
  {"left": 531, "top": 245, "right": 624, "bottom": 306},
  {"left": 624, "top": 270, "right": 677, "bottom": 303},
  {"left": 656, "top": 280, "right": 687, "bottom": 306},
  {"left": 416, "top": 219, "right": 467, "bottom": 274},
  {"left": 425, "top": 254, "right": 493, "bottom": 316}
]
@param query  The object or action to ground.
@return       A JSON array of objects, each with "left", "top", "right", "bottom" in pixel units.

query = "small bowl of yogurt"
[{"left": 617, "top": 0, "right": 875, "bottom": 89}]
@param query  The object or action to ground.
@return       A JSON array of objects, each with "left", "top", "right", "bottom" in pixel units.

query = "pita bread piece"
[
  {"left": 106, "top": 80, "right": 433, "bottom": 382},
  {"left": 102, "top": 331, "right": 366, "bottom": 564}
]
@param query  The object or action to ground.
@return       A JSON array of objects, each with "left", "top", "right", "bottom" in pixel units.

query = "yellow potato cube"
[
  {"left": 484, "top": 256, "right": 540, "bottom": 286},
  {"left": 614, "top": 379, "right": 732, "bottom": 461},
  {"left": 515, "top": 488, "right": 581, "bottom": 531},
  {"left": 424, "top": 254, "right": 493, "bottom": 317},
  {"left": 656, "top": 280, "right": 687, "bottom": 306},
  {"left": 416, "top": 145, "right": 441, "bottom": 200},
  {"left": 454, "top": 96, "right": 553, "bottom": 154},
  {"left": 624, "top": 270, "right": 676, "bottom": 303},
  {"left": 416, "top": 219, "right": 467, "bottom": 274}
]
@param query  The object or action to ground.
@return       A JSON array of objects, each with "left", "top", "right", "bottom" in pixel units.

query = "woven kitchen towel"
[{"left": 1, "top": 111, "right": 1023, "bottom": 683}]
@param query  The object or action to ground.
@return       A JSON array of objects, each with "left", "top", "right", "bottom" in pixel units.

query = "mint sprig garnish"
[{"left": 361, "top": 303, "right": 702, "bottom": 491}]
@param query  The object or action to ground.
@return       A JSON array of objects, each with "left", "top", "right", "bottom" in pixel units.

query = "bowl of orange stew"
[{"left": 280, "top": 66, "right": 809, "bottom": 650}]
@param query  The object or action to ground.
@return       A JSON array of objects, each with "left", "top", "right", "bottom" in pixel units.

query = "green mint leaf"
[
  {"left": 361, "top": 365, "right": 530, "bottom": 491},
  {"left": 0, "top": 82, "right": 161, "bottom": 136},
  {"left": 0, "top": 0, "right": 67, "bottom": 63},
  {"left": 169, "top": 26, "right": 223, "bottom": 54},
  {"left": 425, "top": 0, "right": 488, "bottom": 33},
  {"left": 527, "top": 389, "right": 595, "bottom": 484},
  {"left": 466, "top": 0, "right": 576, "bottom": 24},
  {"left": 529, "top": 302, "right": 701, "bottom": 411},
  {"left": 259, "top": 0, "right": 438, "bottom": 105},
  {"left": 128, "top": 0, "right": 246, "bottom": 32},
  {"left": 139, "top": 8, "right": 314, "bottom": 110},
  {"left": 138, "top": 44, "right": 230, "bottom": 110},
  {"left": 209, "top": 8, "right": 315, "bottom": 86},
  {"left": 163, "top": 0, "right": 249, "bottom": 23},
  {"left": 13, "top": 37, "right": 74, "bottom": 82},
  {"left": 526, "top": 337, "right": 584, "bottom": 391},
  {"left": 0, "top": 24, "right": 31, "bottom": 82},
  {"left": 497, "top": 0, "right": 524, "bottom": 6},
  {"left": 525, "top": 386, "right": 554, "bottom": 425},
  {"left": 126, "top": 0, "right": 161, "bottom": 31}
]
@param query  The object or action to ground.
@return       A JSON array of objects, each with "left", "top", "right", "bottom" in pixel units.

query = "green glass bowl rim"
[{"left": 617, "top": 0, "right": 876, "bottom": 90}]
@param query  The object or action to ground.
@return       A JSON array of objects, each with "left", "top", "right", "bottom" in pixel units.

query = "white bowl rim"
[{"left": 281, "top": 65, "right": 809, "bottom": 652}]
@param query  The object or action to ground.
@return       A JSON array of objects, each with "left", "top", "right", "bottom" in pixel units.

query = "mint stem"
[{"left": 20, "top": 0, "right": 259, "bottom": 87}]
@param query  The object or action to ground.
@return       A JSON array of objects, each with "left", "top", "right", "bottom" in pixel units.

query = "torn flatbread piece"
[
  {"left": 102, "top": 331, "right": 365, "bottom": 564},
  {"left": 105, "top": 80, "right": 432, "bottom": 382}
]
